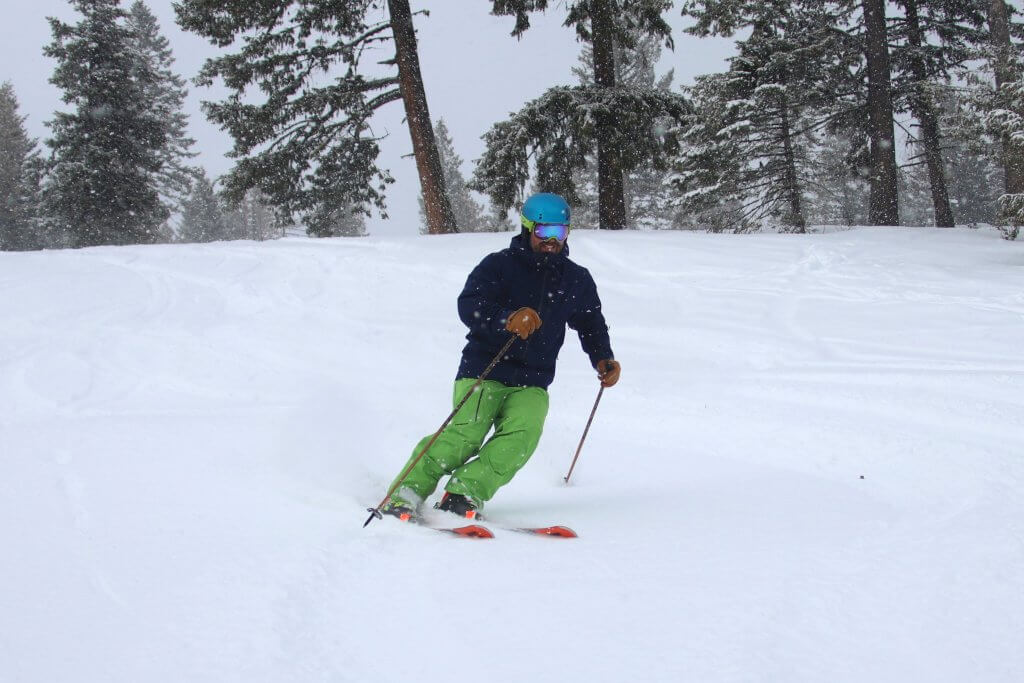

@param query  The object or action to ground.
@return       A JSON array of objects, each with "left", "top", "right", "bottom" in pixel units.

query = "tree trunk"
[
  {"left": 389, "top": 0, "right": 456, "bottom": 234},
  {"left": 903, "top": 0, "right": 954, "bottom": 227},
  {"left": 591, "top": 0, "right": 627, "bottom": 230},
  {"left": 912, "top": 105, "right": 955, "bottom": 226},
  {"left": 863, "top": 0, "right": 901, "bottom": 225},
  {"left": 989, "top": 0, "right": 1024, "bottom": 198},
  {"left": 779, "top": 88, "right": 807, "bottom": 233}
]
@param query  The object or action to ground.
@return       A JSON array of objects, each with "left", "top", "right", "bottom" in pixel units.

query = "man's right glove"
[
  {"left": 506, "top": 307, "right": 542, "bottom": 340},
  {"left": 597, "top": 359, "right": 621, "bottom": 388}
]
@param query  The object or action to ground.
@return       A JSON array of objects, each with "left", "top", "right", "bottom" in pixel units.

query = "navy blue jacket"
[{"left": 456, "top": 233, "right": 613, "bottom": 390}]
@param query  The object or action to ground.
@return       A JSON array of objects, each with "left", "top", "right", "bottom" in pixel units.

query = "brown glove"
[
  {"left": 597, "top": 359, "right": 620, "bottom": 388},
  {"left": 505, "top": 307, "right": 542, "bottom": 340}
]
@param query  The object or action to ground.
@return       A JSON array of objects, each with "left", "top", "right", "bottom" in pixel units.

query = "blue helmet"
[{"left": 521, "top": 193, "right": 571, "bottom": 230}]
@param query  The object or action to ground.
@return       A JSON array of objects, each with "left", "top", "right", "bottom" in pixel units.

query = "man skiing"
[{"left": 381, "top": 192, "right": 620, "bottom": 521}]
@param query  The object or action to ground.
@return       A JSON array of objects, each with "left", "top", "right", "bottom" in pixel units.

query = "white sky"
[{"left": 2, "top": 1, "right": 737, "bottom": 235}]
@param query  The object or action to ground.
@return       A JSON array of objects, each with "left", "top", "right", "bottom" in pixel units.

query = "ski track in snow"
[{"left": 2, "top": 228, "right": 1023, "bottom": 682}]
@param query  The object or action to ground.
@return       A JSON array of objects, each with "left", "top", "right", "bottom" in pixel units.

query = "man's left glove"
[{"left": 597, "top": 359, "right": 620, "bottom": 388}]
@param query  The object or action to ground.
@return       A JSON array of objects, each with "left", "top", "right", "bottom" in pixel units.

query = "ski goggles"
[{"left": 521, "top": 215, "right": 570, "bottom": 242}]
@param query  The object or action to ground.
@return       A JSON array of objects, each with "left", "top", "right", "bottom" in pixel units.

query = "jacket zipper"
[{"left": 521, "top": 266, "right": 550, "bottom": 370}]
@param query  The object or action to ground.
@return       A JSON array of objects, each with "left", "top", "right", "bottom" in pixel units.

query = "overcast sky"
[{"left": 2, "top": 1, "right": 738, "bottom": 236}]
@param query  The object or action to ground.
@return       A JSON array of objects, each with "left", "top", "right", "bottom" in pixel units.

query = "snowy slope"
[{"left": 2, "top": 228, "right": 1023, "bottom": 683}]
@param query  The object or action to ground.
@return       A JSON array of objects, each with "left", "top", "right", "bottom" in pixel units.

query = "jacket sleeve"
[
  {"left": 568, "top": 269, "right": 613, "bottom": 368},
  {"left": 457, "top": 253, "right": 515, "bottom": 344}
]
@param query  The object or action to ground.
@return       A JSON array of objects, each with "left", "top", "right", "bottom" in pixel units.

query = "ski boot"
[
  {"left": 435, "top": 492, "right": 482, "bottom": 521},
  {"left": 380, "top": 498, "right": 419, "bottom": 523}
]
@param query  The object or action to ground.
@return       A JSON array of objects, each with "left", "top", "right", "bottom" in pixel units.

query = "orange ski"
[
  {"left": 378, "top": 507, "right": 493, "bottom": 540},
  {"left": 509, "top": 525, "right": 577, "bottom": 538},
  {"left": 438, "top": 524, "right": 494, "bottom": 539}
]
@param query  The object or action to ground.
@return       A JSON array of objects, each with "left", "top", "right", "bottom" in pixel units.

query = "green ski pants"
[{"left": 389, "top": 378, "right": 549, "bottom": 508}]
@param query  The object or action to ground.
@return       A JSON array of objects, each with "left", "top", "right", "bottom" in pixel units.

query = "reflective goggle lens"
[{"left": 533, "top": 223, "right": 569, "bottom": 242}]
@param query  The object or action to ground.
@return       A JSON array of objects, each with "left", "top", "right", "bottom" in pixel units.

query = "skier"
[{"left": 381, "top": 192, "right": 620, "bottom": 521}]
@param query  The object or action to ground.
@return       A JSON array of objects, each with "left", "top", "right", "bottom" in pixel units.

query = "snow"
[{"left": 2, "top": 227, "right": 1023, "bottom": 682}]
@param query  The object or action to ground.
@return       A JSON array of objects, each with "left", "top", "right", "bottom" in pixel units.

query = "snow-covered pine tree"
[
  {"left": 886, "top": 0, "right": 988, "bottom": 226},
  {"left": 984, "top": 0, "right": 1024, "bottom": 229},
  {"left": 126, "top": 1, "right": 198, "bottom": 215},
  {"left": 804, "top": 130, "right": 871, "bottom": 227},
  {"left": 44, "top": 0, "right": 168, "bottom": 247},
  {"left": 306, "top": 200, "right": 367, "bottom": 237},
  {"left": 418, "top": 118, "right": 487, "bottom": 233},
  {"left": 0, "top": 82, "right": 43, "bottom": 251},
  {"left": 857, "top": 0, "right": 903, "bottom": 225},
  {"left": 898, "top": 152, "right": 937, "bottom": 226},
  {"left": 475, "top": 0, "right": 689, "bottom": 229},
  {"left": 175, "top": 0, "right": 455, "bottom": 234},
  {"left": 990, "top": 69, "right": 1024, "bottom": 228},
  {"left": 945, "top": 141, "right": 1003, "bottom": 225},
  {"left": 676, "top": 0, "right": 856, "bottom": 232},
  {"left": 665, "top": 72, "right": 749, "bottom": 232},
  {"left": 905, "top": 86, "right": 1003, "bottom": 225},
  {"left": 570, "top": 33, "right": 681, "bottom": 229},
  {"left": 178, "top": 172, "right": 227, "bottom": 243},
  {"left": 221, "top": 189, "right": 286, "bottom": 241}
]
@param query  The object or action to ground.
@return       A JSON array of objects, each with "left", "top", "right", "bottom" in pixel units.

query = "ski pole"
[
  {"left": 563, "top": 385, "right": 604, "bottom": 484},
  {"left": 364, "top": 334, "right": 518, "bottom": 527}
]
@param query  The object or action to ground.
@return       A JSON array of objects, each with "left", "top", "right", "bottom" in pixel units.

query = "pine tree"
[
  {"left": 804, "top": 131, "right": 871, "bottom": 227},
  {"left": 810, "top": 0, "right": 986, "bottom": 228},
  {"left": 306, "top": 202, "right": 367, "bottom": 237},
  {"left": 388, "top": 0, "right": 455, "bottom": 234},
  {"left": 126, "top": 1, "right": 198, "bottom": 213},
  {"left": 178, "top": 171, "right": 226, "bottom": 242},
  {"left": 981, "top": 0, "right": 1024, "bottom": 229},
  {"left": 990, "top": 69, "right": 1024, "bottom": 227},
  {"left": 245, "top": 190, "right": 284, "bottom": 240},
  {"left": 860, "top": 0, "right": 902, "bottom": 225},
  {"left": 664, "top": 72, "right": 749, "bottom": 231},
  {"left": 987, "top": 0, "right": 1024, "bottom": 206},
  {"left": 909, "top": 87, "right": 1003, "bottom": 225},
  {"left": 478, "top": 0, "right": 686, "bottom": 229},
  {"left": 676, "top": 0, "right": 858, "bottom": 231},
  {"left": 418, "top": 119, "right": 487, "bottom": 233},
  {"left": 44, "top": 0, "right": 168, "bottom": 247},
  {"left": 570, "top": 34, "right": 680, "bottom": 229},
  {"left": 175, "top": 0, "right": 455, "bottom": 233},
  {"left": 885, "top": 0, "right": 989, "bottom": 226},
  {"left": 898, "top": 154, "right": 937, "bottom": 226},
  {"left": 221, "top": 189, "right": 286, "bottom": 241},
  {"left": 303, "top": 177, "right": 367, "bottom": 237},
  {"left": 946, "top": 146, "right": 1002, "bottom": 225},
  {"left": 0, "top": 82, "right": 43, "bottom": 251}
]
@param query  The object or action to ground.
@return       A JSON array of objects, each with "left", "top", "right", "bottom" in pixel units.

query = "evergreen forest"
[{"left": 1, "top": 0, "right": 1022, "bottom": 250}]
